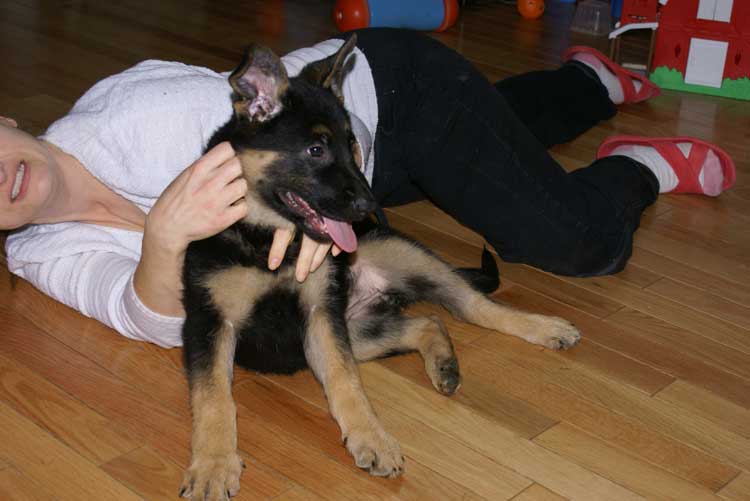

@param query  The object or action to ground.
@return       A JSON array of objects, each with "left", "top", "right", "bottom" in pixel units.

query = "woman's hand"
[
  {"left": 135, "top": 142, "right": 248, "bottom": 317},
  {"left": 269, "top": 228, "right": 341, "bottom": 282},
  {"left": 145, "top": 142, "right": 248, "bottom": 254}
]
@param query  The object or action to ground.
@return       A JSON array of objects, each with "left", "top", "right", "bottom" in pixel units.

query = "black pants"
[{"left": 351, "top": 29, "right": 659, "bottom": 277}]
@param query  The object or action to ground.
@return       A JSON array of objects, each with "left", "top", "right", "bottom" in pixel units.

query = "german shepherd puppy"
[{"left": 179, "top": 35, "right": 580, "bottom": 500}]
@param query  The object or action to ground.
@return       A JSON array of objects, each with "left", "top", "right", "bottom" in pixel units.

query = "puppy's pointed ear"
[
  {"left": 229, "top": 45, "right": 289, "bottom": 122},
  {"left": 298, "top": 34, "right": 357, "bottom": 103}
]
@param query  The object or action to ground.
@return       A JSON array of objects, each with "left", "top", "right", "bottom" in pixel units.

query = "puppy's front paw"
[
  {"left": 429, "top": 356, "right": 461, "bottom": 396},
  {"left": 180, "top": 452, "right": 244, "bottom": 501},
  {"left": 531, "top": 315, "right": 581, "bottom": 350},
  {"left": 344, "top": 426, "right": 404, "bottom": 478}
]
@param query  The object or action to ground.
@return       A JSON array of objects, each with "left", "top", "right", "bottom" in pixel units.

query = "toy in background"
[
  {"left": 608, "top": 0, "right": 749, "bottom": 100},
  {"left": 333, "top": 0, "right": 459, "bottom": 32},
  {"left": 517, "top": 0, "right": 545, "bottom": 20},
  {"left": 650, "top": 0, "right": 750, "bottom": 100},
  {"left": 570, "top": 0, "right": 612, "bottom": 36},
  {"left": 608, "top": 0, "right": 660, "bottom": 74}
]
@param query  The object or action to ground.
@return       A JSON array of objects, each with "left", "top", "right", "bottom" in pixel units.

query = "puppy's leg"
[
  {"left": 180, "top": 320, "right": 243, "bottom": 501},
  {"left": 349, "top": 315, "right": 461, "bottom": 395},
  {"left": 304, "top": 307, "right": 404, "bottom": 477},
  {"left": 354, "top": 237, "right": 580, "bottom": 349},
  {"left": 450, "top": 289, "right": 581, "bottom": 349}
]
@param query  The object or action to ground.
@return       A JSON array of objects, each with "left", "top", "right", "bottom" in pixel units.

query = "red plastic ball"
[
  {"left": 518, "top": 0, "right": 545, "bottom": 20},
  {"left": 333, "top": 0, "right": 370, "bottom": 32}
]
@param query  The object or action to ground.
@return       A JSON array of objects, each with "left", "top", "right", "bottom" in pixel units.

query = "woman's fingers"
[
  {"left": 310, "top": 241, "right": 332, "bottom": 273},
  {"left": 269, "top": 228, "right": 295, "bottom": 270},
  {"left": 219, "top": 176, "right": 248, "bottom": 206},
  {"left": 222, "top": 199, "right": 249, "bottom": 227},
  {"left": 295, "top": 235, "right": 318, "bottom": 282},
  {"left": 196, "top": 142, "right": 236, "bottom": 174}
]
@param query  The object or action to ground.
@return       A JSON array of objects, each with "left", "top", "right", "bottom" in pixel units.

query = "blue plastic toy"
[{"left": 333, "top": 0, "right": 459, "bottom": 33}]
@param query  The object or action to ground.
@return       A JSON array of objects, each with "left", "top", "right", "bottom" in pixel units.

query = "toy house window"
[{"left": 697, "top": 0, "right": 733, "bottom": 22}]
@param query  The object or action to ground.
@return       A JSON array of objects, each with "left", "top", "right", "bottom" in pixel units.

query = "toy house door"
[{"left": 685, "top": 38, "right": 728, "bottom": 88}]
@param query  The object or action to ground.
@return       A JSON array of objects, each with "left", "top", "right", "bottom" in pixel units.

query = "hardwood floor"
[{"left": 2, "top": 1, "right": 749, "bottom": 499}]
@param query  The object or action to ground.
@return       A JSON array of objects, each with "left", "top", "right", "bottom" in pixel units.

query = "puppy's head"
[{"left": 227, "top": 35, "right": 375, "bottom": 253}]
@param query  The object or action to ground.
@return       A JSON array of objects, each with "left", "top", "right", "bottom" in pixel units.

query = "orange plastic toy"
[{"left": 517, "top": 0, "right": 545, "bottom": 20}]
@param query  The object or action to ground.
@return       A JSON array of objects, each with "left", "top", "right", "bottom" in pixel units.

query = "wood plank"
[
  {"left": 470, "top": 327, "right": 750, "bottom": 475},
  {"left": 609, "top": 308, "right": 750, "bottom": 388},
  {"left": 356, "top": 363, "right": 644, "bottom": 501},
  {"left": 0, "top": 401, "right": 141, "bottom": 500},
  {"left": 101, "top": 446, "right": 188, "bottom": 501},
  {"left": 102, "top": 446, "right": 286, "bottom": 501},
  {"left": 628, "top": 247, "right": 750, "bottom": 307},
  {"left": 646, "top": 276, "right": 750, "bottom": 328},
  {"left": 475, "top": 316, "right": 750, "bottom": 468},
  {"left": 377, "top": 351, "right": 559, "bottom": 439},
  {"left": 511, "top": 484, "right": 567, "bottom": 501},
  {"left": 490, "top": 287, "right": 676, "bottom": 396},
  {"left": 498, "top": 287, "right": 750, "bottom": 408},
  {"left": 719, "top": 473, "right": 750, "bottom": 501},
  {"left": 535, "top": 423, "right": 720, "bottom": 500},
  {"left": 259, "top": 369, "right": 535, "bottom": 499},
  {"left": 655, "top": 381, "right": 750, "bottom": 440},
  {"left": 270, "top": 486, "right": 324, "bottom": 500},
  {"left": 232, "top": 376, "right": 489, "bottom": 500},
  {"left": 633, "top": 226, "right": 747, "bottom": 286},
  {"left": 456, "top": 343, "right": 738, "bottom": 491},
  {"left": 0, "top": 467, "right": 57, "bottom": 501},
  {"left": 0, "top": 309, "right": 294, "bottom": 500},
  {"left": 562, "top": 274, "right": 750, "bottom": 355},
  {"left": 0, "top": 352, "right": 137, "bottom": 465},
  {"left": 655, "top": 205, "right": 750, "bottom": 250}
]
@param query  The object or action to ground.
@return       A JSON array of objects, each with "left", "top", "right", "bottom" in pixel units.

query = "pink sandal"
[
  {"left": 597, "top": 135, "right": 736, "bottom": 195},
  {"left": 563, "top": 46, "right": 661, "bottom": 104}
]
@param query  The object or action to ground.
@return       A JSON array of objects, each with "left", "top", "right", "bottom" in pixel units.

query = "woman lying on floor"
[{"left": 0, "top": 28, "right": 735, "bottom": 348}]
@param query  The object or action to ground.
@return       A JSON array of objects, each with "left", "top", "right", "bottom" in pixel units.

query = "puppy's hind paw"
[{"left": 537, "top": 316, "right": 581, "bottom": 350}]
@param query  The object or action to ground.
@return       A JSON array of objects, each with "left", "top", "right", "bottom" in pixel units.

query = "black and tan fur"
[{"left": 179, "top": 35, "right": 581, "bottom": 501}]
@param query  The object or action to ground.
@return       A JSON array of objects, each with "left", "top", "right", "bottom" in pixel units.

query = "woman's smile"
[{"left": 10, "top": 160, "right": 30, "bottom": 203}]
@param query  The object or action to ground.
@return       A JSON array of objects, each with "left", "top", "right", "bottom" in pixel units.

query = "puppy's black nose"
[{"left": 352, "top": 196, "right": 376, "bottom": 215}]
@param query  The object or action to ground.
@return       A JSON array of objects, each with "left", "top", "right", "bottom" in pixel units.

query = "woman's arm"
[
  {"left": 11, "top": 252, "right": 184, "bottom": 348},
  {"left": 133, "top": 142, "right": 247, "bottom": 316}
]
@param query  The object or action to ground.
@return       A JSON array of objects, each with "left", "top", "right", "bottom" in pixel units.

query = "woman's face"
[{"left": 0, "top": 118, "right": 57, "bottom": 230}]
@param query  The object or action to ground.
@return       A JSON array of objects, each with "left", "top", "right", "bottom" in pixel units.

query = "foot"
[
  {"left": 344, "top": 425, "right": 405, "bottom": 478},
  {"left": 427, "top": 356, "right": 462, "bottom": 396},
  {"left": 563, "top": 46, "right": 660, "bottom": 105},
  {"left": 571, "top": 52, "right": 641, "bottom": 105},
  {"left": 514, "top": 314, "right": 582, "bottom": 350},
  {"left": 180, "top": 452, "right": 244, "bottom": 501},
  {"left": 598, "top": 136, "right": 736, "bottom": 196}
]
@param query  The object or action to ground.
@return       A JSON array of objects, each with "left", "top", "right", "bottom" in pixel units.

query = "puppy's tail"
[{"left": 456, "top": 246, "right": 500, "bottom": 294}]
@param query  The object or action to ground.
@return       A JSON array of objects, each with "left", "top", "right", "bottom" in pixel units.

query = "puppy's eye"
[{"left": 307, "top": 145, "right": 324, "bottom": 157}]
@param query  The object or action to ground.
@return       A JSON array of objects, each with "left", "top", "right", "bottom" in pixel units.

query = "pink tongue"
[{"left": 323, "top": 217, "right": 357, "bottom": 252}]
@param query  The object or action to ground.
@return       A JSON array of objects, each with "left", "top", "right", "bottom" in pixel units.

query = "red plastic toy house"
[
  {"left": 620, "top": 0, "right": 659, "bottom": 25},
  {"left": 650, "top": 0, "right": 750, "bottom": 99},
  {"left": 608, "top": 0, "right": 661, "bottom": 73}
]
